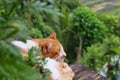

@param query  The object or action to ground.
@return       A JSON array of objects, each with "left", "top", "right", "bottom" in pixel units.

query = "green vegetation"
[
  {"left": 83, "top": 0, "right": 102, "bottom": 6},
  {"left": 81, "top": 35, "right": 120, "bottom": 80},
  {"left": 62, "top": 6, "right": 107, "bottom": 63},
  {"left": 72, "top": 6, "right": 107, "bottom": 46},
  {"left": 81, "top": 0, "right": 120, "bottom": 18},
  {"left": 0, "top": 0, "right": 120, "bottom": 80},
  {"left": 98, "top": 14, "right": 120, "bottom": 36},
  {"left": 102, "top": 7, "right": 120, "bottom": 16},
  {"left": 115, "top": 1, "right": 120, "bottom": 6}
]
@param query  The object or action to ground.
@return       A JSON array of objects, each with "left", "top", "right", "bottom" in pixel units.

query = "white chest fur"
[{"left": 45, "top": 58, "right": 61, "bottom": 80}]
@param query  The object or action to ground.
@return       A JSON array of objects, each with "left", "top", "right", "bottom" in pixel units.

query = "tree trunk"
[
  {"left": 77, "top": 36, "right": 82, "bottom": 62},
  {"left": 27, "top": 0, "right": 31, "bottom": 22}
]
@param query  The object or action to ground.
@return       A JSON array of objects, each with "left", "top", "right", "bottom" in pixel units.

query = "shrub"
[
  {"left": 71, "top": 6, "right": 107, "bottom": 47},
  {"left": 98, "top": 14, "right": 120, "bottom": 37},
  {"left": 64, "top": 6, "right": 107, "bottom": 63}
]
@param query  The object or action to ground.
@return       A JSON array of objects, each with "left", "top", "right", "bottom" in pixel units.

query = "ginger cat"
[
  {"left": 12, "top": 33, "right": 74, "bottom": 80},
  {"left": 12, "top": 33, "right": 66, "bottom": 62}
]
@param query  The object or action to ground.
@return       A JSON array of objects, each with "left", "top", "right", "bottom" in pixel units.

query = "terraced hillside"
[{"left": 81, "top": 0, "right": 120, "bottom": 16}]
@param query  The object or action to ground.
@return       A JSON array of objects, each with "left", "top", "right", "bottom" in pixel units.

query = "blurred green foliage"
[
  {"left": 72, "top": 6, "right": 107, "bottom": 46},
  {"left": 60, "top": 5, "right": 120, "bottom": 79},
  {"left": 57, "top": 0, "right": 80, "bottom": 10},
  {"left": 62, "top": 6, "right": 107, "bottom": 63},
  {"left": 0, "top": 0, "right": 60, "bottom": 79},
  {"left": 27, "top": 47, "right": 50, "bottom": 80},
  {"left": 0, "top": 0, "right": 120, "bottom": 80},
  {"left": 98, "top": 14, "right": 120, "bottom": 37},
  {"left": 80, "top": 35, "right": 120, "bottom": 80},
  {"left": 0, "top": 24, "right": 41, "bottom": 80}
]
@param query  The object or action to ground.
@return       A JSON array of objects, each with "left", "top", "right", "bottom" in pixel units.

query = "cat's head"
[{"left": 33, "top": 33, "right": 66, "bottom": 62}]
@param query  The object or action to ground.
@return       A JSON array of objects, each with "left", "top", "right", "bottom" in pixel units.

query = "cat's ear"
[
  {"left": 41, "top": 43, "right": 52, "bottom": 54},
  {"left": 48, "top": 33, "right": 56, "bottom": 39}
]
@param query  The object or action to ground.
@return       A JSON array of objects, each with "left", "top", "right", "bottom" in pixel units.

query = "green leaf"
[
  {"left": 110, "top": 47, "right": 120, "bottom": 55},
  {"left": 0, "top": 16, "right": 6, "bottom": 22}
]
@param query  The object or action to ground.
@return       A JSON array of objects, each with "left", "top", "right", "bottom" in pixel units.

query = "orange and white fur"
[
  {"left": 45, "top": 58, "right": 74, "bottom": 80},
  {"left": 12, "top": 33, "right": 74, "bottom": 80}
]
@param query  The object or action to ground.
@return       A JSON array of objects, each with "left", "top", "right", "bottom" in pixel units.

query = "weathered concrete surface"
[{"left": 70, "top": 62, "right": 108, "bottom": 80}]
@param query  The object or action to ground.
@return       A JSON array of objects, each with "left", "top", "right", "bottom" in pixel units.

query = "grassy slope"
[{"left": 81, "top": 0, "right": 120, "bottom": 17}]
